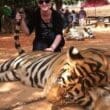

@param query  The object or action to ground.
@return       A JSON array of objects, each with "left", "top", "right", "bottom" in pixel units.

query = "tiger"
[
  {"left": 63, "top": 25, "right": 94, "bottom": 40},
  {"left": 46, "top": 47, "right": 110, "bottom": 110},
  {"left": 0, "top": 46, "right": 88, "bottom": 109},
  {"left": 0, "top": 45, "right": 110, "bottom": 110}
]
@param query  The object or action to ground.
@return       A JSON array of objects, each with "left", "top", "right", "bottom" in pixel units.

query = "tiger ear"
[{"left": 67, "top": 46, "right": 84, "bottom": 60}]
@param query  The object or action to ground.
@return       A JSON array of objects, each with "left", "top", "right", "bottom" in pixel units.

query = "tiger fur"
[
  {"left": 47, "top": 47, "right": 110, "bottom": 110},
  {"left": 13, "top": 17, "right": 25, "bottom": 54}
]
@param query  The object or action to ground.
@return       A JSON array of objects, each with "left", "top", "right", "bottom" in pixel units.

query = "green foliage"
[
  {"left": 63, "top": 0, "right": 85, "bottom": 5},
  {"left": 0, "top": 0, "right": 85, "bottom": 8},
  {"left": 0, "top": 0, "right": 37, "bottom": 7}
]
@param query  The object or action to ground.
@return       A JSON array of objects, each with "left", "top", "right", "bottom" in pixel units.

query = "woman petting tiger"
[
  {"left": 0, "top": 45, "right": 110, "bottom": 110},
  {"left": 1, "top": 0, "right": 110, "bottom": 109}
]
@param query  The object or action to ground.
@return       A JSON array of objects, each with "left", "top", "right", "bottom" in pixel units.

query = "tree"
[
  {"left": 54, "top": 0, "right": 63, "bottom": 10},
  {"left": 63, "top": 0, "right": 85, "bottom": 5}
]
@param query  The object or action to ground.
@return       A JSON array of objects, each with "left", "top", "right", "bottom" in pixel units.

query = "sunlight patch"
[{"left": 0, "top": 83, "right": 17, "bottom": 92}]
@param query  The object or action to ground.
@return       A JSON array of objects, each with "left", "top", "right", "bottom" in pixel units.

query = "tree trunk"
[{"left": 54, "top": 0, "right": 63, "bottom": 11}]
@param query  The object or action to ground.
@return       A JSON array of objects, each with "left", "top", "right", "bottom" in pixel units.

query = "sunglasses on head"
[{"left": 38, "top": 0, "right": 50, "bottom": 4}]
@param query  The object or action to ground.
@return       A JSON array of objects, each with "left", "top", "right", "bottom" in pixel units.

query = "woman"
[{"left": 16, "top": 0, "right": 65, "bottom": 52}]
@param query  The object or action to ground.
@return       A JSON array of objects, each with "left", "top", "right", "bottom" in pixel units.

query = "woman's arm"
[
  {"left": 21, "top": 19, "right": 30, "bottom": 35},
  {"left": 16, "top": 11, "right": 33, "bottom": 36},
  {"left": 45, "top": 11, "right": 64, "bottom": 52},
  {"left": 44, "top": 34, "right": 62, "bottom": 52}
]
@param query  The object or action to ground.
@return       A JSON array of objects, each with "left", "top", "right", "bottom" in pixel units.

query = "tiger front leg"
[
  {"left": 28, "top": 81, "right": 65, "bottom": 108},
  {"left": 42, "top": 73, "right": 66, "bottom": 104}
]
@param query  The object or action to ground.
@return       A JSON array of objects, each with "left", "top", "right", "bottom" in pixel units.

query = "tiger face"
[
  {"left": 46, "top": 46, "right": 110, "bottom": 109},
  {"left": 46, "top": 47, "right": 85, "bottom": 103}
]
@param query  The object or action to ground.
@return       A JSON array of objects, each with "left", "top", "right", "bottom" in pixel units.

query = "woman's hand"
[
  {"left": 44, "top": 47, "right": 54, "bottom": 52},
  {"left": 16, "top": 8, "right": 26, "bottom": 21}
]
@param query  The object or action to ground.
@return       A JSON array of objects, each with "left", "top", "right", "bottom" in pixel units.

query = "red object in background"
[{"left": 82, "top": 0, "right": 109, "bottom": 7}]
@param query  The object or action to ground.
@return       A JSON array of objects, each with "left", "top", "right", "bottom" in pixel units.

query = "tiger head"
[
  {"left": 47, "top": 46, "right": 85, "bottom": 104},
  {"left": 47, "top": 46, "right": 108, "bottom": 109}
]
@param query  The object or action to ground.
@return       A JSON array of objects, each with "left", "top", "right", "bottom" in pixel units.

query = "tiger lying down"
[
  {"left": 63, "top": 26, "right": 94, "bottom": 40},
  {"left": 0, "top": 46, "right": 110, "bottom": 110}
]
